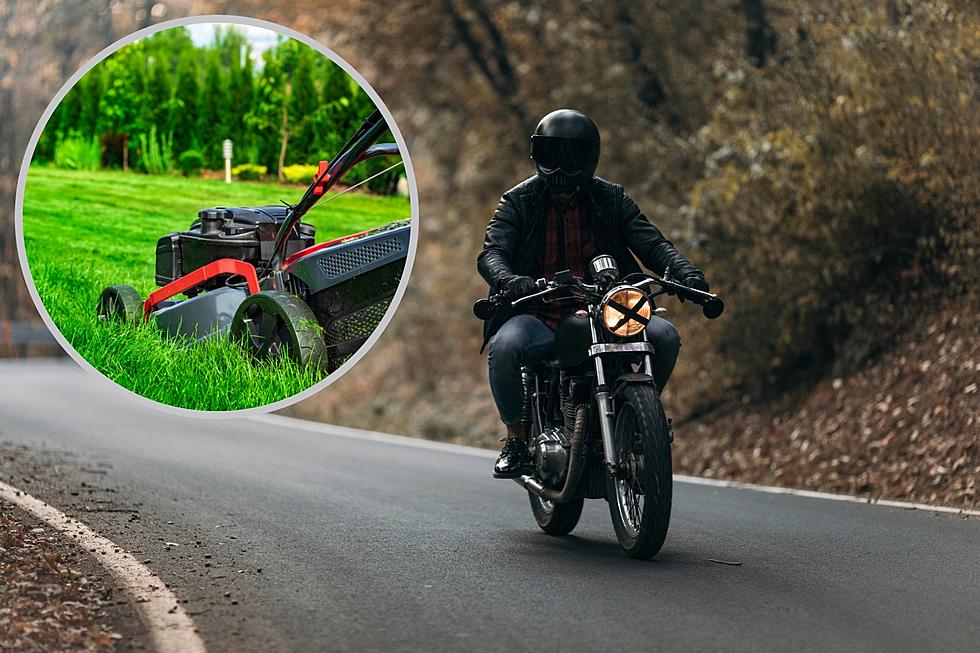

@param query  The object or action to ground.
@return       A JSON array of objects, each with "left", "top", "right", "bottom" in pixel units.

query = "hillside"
[
  {"left": 287, "top": 0, "right": 979, "bottom": 510},
  {"left": 677, "top": 296, "right": 977, "bottom": 507}
]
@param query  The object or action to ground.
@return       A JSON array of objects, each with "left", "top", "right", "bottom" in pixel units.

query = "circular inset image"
[{"left": 15, "top": 17, "right": 417, "bottom": 414}]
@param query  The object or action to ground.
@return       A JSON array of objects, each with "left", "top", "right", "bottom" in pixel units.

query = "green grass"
[{"left": 22, "top": 166, "right": 410, "bottom": 411}]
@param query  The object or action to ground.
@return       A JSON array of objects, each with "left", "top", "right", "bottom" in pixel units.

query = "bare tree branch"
[{"left": 443, "top": 0, "right": 528, "bottom": 126}]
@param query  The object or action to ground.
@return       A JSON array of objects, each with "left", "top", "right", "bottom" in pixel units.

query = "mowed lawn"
[{"left": 22, "top": 166, "right": 410, "bottom": 411}]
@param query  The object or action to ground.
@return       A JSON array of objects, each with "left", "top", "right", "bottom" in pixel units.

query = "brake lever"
[{"left": 511, "top": 282, "right": 555, "bottom": 307}]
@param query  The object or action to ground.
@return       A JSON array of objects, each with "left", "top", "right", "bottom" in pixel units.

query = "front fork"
[{"left": 591, "top": 320, "right": 654, "bottom": 477}]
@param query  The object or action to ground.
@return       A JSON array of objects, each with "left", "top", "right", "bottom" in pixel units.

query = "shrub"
[
  {"left": 177, "top": 150, "right": 204, "bottom": 177},
  {"left": 138, "top": 126, "right": 174, "bottom": 175},
  {"left": 281, "top": 163, "right": 319, "bottom": 184},
  {"left": 53, "top": 136, "right": 101, "bottom": 171},
  {"left": 685, "top": 1, "right": 979, "bottom": 395},
  {"left": 232, "top": 163, "right": 267, "bottom": 181},
  {"left": 340, "top": 158, "right": 403, "bottom": 194},
  {"left": 282, "top": 160, "right": 401, "bottom": 194}
]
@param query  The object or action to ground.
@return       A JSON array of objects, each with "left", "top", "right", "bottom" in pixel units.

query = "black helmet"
[{"left": 530, "top": 109, "right": 600, "bottom": 194}]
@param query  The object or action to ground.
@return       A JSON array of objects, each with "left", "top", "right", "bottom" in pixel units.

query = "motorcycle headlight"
[{"left": 601, "top": 286, "right": 651, "bottom": 337}]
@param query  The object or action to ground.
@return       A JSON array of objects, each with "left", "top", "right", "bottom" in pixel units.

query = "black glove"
[
  {"left": 678, "top": 275, "right": 709, "bottom": 302},
  {"left": 501, "top": 275, "right": 539, "bottom": 300},
  {"left": 683, "top": 275, "right": 709, "bottom": 293}
]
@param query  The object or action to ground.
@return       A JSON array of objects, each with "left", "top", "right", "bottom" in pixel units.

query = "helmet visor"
[{"left": 531, "top": 136, "right": 599, "bottom": 174}]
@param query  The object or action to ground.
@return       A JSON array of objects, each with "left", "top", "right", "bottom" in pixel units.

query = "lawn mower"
[{"left": 96, "top": 109, "right": 410, "bottom": 373}]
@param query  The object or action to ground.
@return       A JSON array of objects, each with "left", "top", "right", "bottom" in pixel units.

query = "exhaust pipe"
[{"left": 513, "top": 405, "right": 588, "bottom": 503}]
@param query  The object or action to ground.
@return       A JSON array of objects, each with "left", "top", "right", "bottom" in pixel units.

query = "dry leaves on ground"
[{"left": 0, "top": 507, "right": 122, "bottom": 652}]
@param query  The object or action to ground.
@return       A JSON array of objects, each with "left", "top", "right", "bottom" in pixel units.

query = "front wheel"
[
  {"left": 528, "top": 493, "right": 584, "bottom": 535},
  {"left": 606, "top": 384, "right": 672, "bottom": 559},
  {"left": 97, "top": 285, "right": 142, "bottom": 323}
]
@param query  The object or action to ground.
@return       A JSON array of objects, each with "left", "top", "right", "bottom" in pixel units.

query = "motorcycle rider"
[{"left": 478, "top": 109, "right": 709, "bottom": 478}]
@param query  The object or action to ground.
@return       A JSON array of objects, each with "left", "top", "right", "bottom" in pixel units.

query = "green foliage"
[
  {"left": 172, "top": 54, "right": 201, "bottom": 155},
  {"left": 349, "top": 156, "right": 404, "bottom": 194},
  {"left": 53, "top": 135, "right": 102, "bottom": 171},
  {"left": 281, "top": 163, "right": 318, "bottom": 184},
  {"left": 35, "top": 26, "right": 396, "bottom": 191},
  {"left": 177, "top": 149, "right": 204, "bottom": 177},
  {"left": 138, "top": 125, "right": 174, "bottom": 175},
  {"left": 21, "top": 166, "right": 410, "bottom": 410},
  {"left": 232, "top": 163, "right": 267, "bottom": 181}
]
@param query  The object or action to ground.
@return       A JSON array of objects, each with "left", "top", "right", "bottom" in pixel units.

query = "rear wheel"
[
  {"left": 230, "top": 291, "right": 328, "bottom": 372},
  {"left": 97, "top": 285, "right": 142, "bottom": 323},
  {"left": 528, "top": 493, "right": 584, "bottom": 535},
  {"left": 606, "top": 383, "right": 672, "bottom": 559}
]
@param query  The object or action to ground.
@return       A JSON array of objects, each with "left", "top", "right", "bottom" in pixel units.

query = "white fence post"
[{"left": 223, "top": 139, "right": 233, "bottom": 184}]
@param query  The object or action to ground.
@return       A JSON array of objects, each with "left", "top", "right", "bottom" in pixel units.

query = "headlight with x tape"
[{"left": 601, "top": 286, "right": 652, "bottom": 337}]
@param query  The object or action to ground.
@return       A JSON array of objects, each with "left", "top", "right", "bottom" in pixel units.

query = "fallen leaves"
[
  {"left": 0, "top": 508, "right": 122, "bottom": 651},
  {"left": 674, "top": 298, "right": 978, "bottom": 510}
]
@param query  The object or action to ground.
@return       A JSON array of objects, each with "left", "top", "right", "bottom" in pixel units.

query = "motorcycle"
[{"left": 474, "top": 255, "right": 724, "bottom": 559}]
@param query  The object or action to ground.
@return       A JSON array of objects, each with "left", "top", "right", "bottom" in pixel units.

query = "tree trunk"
[
  {"left": 122, "top": 135, "right": 128, "bottom": 172},
  {"left": 278, "top": 81, "right": 291, "bottom": 182},
  {"left": 742, "top": 0, "right": 777, "bottom": 67}
]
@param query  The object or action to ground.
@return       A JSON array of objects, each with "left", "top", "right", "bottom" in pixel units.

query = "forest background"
[{"left": 31, "top": 25, "right": 399, "bottom": 190}]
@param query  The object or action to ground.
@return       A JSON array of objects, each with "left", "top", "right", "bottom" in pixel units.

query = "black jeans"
[{"left": 487, "top": 314, "right": 681, "bottom": 425}]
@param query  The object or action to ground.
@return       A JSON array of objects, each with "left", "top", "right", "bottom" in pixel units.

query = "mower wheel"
[
  {"left": 97, "top": 285, "right": 143, "bottom": 323},
  {"left": 230, "top": 291, "right": 328, "bottom": 372}
]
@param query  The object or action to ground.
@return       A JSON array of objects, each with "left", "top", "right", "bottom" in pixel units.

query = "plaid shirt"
[{"left": 527, "top": 200, "right": 599, "bottom": 329}]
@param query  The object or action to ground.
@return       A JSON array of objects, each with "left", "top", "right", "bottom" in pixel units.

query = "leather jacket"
[{"left": 477, "top": 175, "right": 704, "bottom": 350}]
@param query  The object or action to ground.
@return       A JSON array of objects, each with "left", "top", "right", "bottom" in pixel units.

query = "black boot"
[{"left": 493, "top": 437, "right": 531, "bottom": 478}]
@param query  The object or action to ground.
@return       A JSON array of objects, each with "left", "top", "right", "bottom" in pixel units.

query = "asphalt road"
[{"left": 0, "top": 360, "right": 977, "bottom": 652}]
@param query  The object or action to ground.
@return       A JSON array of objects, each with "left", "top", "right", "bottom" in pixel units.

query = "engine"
[
  {"left": 533, "top": 427, "right": 570, "bottom": 488},
  {"left": 155, "top": 206, "right": 315, "bottom": 288}
]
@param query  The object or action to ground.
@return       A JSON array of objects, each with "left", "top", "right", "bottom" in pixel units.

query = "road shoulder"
[{"left": 0, "top": 501, "right": 149, "bottom": 652}]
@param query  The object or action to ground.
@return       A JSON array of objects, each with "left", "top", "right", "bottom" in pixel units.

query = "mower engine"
[{"left": 155, "top": 206, "right": 315, "bottom": 290}]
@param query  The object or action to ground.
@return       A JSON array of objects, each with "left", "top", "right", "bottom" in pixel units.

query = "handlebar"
[
  {"left": 636, "top": 276, "right": 725, "bottom": 319},
  {"left": 473, "top": 272, "right": 725, "bottom": 320}
]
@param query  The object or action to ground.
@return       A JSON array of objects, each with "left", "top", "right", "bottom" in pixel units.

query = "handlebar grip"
[
  {"left": 667, "top": 280, "right": 724, "bottom": 319},
  {"left": 474, "top": 277, "right": 551, "bottom": 318},
  {"left": 701, "top": 297, "right": 725, "bottom": 319},
  {"left": 473, "top": 297, "right": 499, "bottom": 320}
]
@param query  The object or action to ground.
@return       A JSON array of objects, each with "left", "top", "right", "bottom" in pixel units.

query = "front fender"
[{"left": 611, "top": 372, "right": 656, "bottom": 399}]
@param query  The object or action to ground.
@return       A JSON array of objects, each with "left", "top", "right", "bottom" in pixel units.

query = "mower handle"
[
  {"left": 270, "top": 110, "right": 394, "bottom": 270},
  {"left": 358, "top": 142, "right": 401, "bottom": 162}
]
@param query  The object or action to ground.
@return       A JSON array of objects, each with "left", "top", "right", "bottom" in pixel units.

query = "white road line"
[
  {"left": 257, "top": 414, "right": 980, "bottom": 518},
  {"left": 0, "top": 481, "right": 207, "bottom": 653},
  {"left": 253, "top": 414, "right": 498, "bottom": 459},
  {"left": 671, "top": 474, "right": 980, "bottom": 517}
]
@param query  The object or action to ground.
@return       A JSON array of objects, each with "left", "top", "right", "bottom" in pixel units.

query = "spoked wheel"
[
  {"left": 230, "top": 291, "right": 328, "bottom": 372},
  {"left": 97, "top": 285, "right": 142, "bottom": 323},
  {"left": 528, "top": 492, "right": 584, "bottom": 536},
  {"left": 606, "top": 384, "right": 672, "bottom": 559}
]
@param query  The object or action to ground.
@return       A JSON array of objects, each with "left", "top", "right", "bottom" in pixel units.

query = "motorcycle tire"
[
  {"left": 528, "top": 492, "right": 584, "bottom": 536},
  {"left": 606, "top": 383, "right": 672, "bottom": 559}
]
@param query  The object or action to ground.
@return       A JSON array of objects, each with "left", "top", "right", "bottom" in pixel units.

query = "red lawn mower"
[{"left": 97, "top": 110, "right": 410, "bottom": 373}]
